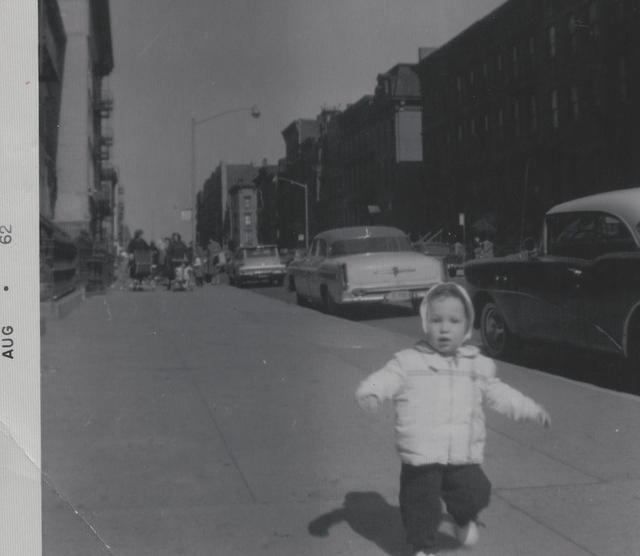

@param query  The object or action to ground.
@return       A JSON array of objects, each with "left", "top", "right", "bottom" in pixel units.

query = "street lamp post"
[
  {"left": 190, "top": 105, "right": 260, "bottom": 256},
  {"left": 274, "top": 175, "right": 308, "bottom": 251}
]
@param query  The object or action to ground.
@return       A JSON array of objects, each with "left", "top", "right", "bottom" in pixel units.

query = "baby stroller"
[
  {"left": 169, "top": 258, "right": 194, "bottom": 291},
  {"left": 130, "top": 249, "right": 155, "bottom": 291}
]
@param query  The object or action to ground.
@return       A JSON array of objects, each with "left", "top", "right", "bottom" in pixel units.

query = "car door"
[
  {"left": 522, "top": 211, "right": 631, "bottom": 349},
  {"left": 569, "top": 213, "right": 640, "bottom": 354},
  {"left": 305, "top": 238, "right": 328, "bottom": 300},
  {"left": 294, "top": 241, "right": 315, "bottom": 297}
]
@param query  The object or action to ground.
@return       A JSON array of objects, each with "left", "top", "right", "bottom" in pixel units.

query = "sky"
[{"left": 109, "top": 0, "right": 506, "bottom": 241}]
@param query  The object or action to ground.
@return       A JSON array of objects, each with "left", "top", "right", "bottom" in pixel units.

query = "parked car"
[
  {"left": 227, "top": 244, "right": 286, "bottom": 287},
  {"left": 464, "top": 187, "right": 640, "bottom": 368},
  {"left": 287, "top": 226, "right": 446, "bottom": 313}
]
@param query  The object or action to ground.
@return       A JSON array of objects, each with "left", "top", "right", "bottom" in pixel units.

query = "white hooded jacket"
[{"left": 356, "top": 283, "right": 544, "bottom": 466}]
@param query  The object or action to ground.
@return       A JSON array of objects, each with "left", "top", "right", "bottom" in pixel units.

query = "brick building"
[
  {"left": 197, "top": 162, "right": 275, "bottom": 249},
  {"left": 279, "top": 119, "right": 320, "bottom": 247},
  {"left": 418, "top": 0, "right": 640, "bottom": 251},
  {"left": 279, "top": 63, "right": 426, "bottom": 241},
  {"left": 324, "top": 63, "right": 425, "bottom": 237},
  {"left": 56, "top": 0, "right": 117, "bottom": 245}
]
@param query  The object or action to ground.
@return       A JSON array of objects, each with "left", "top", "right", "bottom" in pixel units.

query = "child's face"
[{"left": 424, "top": 295, "right": 468, "bottom": 355}]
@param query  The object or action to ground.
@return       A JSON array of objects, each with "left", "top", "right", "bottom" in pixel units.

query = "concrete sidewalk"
[{"left": 41, "top": 285, "right": 640, "bottom": 555}]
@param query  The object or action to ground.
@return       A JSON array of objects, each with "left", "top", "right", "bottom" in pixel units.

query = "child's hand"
[
  {"left": 357, "top": 394, "right": 381, "bottom": 413},
  {"left": 535, "top": 405, "right": 551, "bottom": 428}
]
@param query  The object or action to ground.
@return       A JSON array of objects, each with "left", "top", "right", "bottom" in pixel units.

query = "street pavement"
[{"left": 41, "top": 283, "right": 640, "bottom": 555}]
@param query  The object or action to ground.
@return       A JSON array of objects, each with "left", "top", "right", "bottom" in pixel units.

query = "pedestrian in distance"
[
  {"left": 205, "top": 239, "right": 221, "bottom": 285},
  {"left": 355, "top": 282, "right": 550, "bottom": 556}
]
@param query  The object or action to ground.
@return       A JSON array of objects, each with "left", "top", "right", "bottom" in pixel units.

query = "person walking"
[
  {"left": 205, "top": 239, "right": 221, "bottom": 285},
  {"left": 126, "top": 229, "right": 150, "bottom": 284},
  {"left": 355, "top": 282, "right": 550, "bottom": 556},
  {"left": 165, "top": 232, "right": 189, "bottom": 290}
]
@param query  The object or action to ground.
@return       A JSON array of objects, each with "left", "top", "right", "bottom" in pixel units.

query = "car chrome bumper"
[{"left": 339, "top": 287, "right": 433, "bottom": 304}]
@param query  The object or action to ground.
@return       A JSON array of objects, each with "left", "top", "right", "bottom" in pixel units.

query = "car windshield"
[
  {"left": 244, "top": 246, "right": 278, "bottom": 258},
  {"left": 329, "top": 235, "right": 413, "bottom": 256},
  {"left": 546, "top": 211, "right": 637, "bottom": 258}
]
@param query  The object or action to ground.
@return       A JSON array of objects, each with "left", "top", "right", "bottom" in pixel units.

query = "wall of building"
[{"left": 418, "top": 0, "right": 640, "bottom": 249}]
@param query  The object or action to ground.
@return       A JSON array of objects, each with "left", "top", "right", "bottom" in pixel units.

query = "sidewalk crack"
[{"left": 43, "top": 471, "right": 117, "bottom": 555}]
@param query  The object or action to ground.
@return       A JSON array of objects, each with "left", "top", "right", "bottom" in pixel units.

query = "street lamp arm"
[
  {"left": 275, "top": 175, "right": 307, "bottom": 190},
  {"left": 193, "top": 105, "right": 260, "bottom": 127}
]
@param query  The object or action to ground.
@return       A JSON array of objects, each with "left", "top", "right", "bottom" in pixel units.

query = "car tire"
[
  {"left": 295, "top": 290, "right": 307, "bottom": 307},
  {"left": 321, "top": 287, "right": 340, "bottom": 316},
  {"left": 480, "top": 301, "right": 520, "bottom": 359}
]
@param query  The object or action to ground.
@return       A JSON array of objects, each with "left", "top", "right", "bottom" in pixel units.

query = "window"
[
  {"left": 244, "top": 213, "right": 252, "bottom": 227},
  {"left": 484, "top": 113, "right": 489, "bottom": 133},
  {"left": 619, "top": 59, "right": 628, "bottom": 101},
  {"left": 547, "top": 212, "right": 636, "bottom": 259},
  {"left": 316, "top": 239, "right": 327, "bottom": 257},
  {"left": 529, "top": 36, "right": 536, "bottom": 58},
  {"left": 514, "top": 100, "right": 521, "bottom": 136},
  {"left": 456, "top": 76, "right": 462, "bottom": 95},
  {"left": 470, "top": 118, "right": 476, "bottom": 137},
  {"left": 551, "top": 89, "right": 559, "bottom": 129},
  {"left": 243, "top": 195, "right": 251, "bottom": 210},
  {"left": 588, "top": 2, "right": 599, "bottom": 38},
  {"left": 548, "top": 26, "right": 556, "bottom": 58},
  {"left": 498, "top": 108, "right": 504, "bottom": 139},
  {"left": 568, "top": 15, "right": 577, "bottom": 52},
  {"left": 530, "top": 95, "right": 538, "bottom": 132},
  {"left": 497, "top": 53, "right": 503, "bottom": 73},
  {"left": 512, "top": 45, "right": 519, "bottom": 77},
  {"left": 329, "top": 235, "right": 413, "bottom": 256},
  {"left": 570, "top": 86, "right": 579, "bottom": 120}
]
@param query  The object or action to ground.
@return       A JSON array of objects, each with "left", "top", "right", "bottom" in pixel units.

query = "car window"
[
  {"left": 329, "top": 235, "right": 413, "bottom": 256},
  {"left": 547, "top": 211, "right": 636, "bottom": 259},
  {"left": 316, "top": 239, "right": 327, "bottom": 257},
  {"left": 245, "top": 246, "right": 278, "bottom": 258}
]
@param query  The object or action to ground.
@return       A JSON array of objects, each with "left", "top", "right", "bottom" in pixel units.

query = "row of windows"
[
  {"left": 434, "top": 1, "right": 602, "bottom": 108},
  {"left": 432, "top": 56, "right": 629, "bottom": 149}
]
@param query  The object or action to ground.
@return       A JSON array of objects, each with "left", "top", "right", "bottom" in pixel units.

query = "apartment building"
[
  {"left": 418, "top": 0, "right": 640, "bottom": 247},
  {"left": 56, "top": 0, "right": 117, "bottom": 244}
]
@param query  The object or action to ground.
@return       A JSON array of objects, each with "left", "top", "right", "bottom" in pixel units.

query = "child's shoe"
[{"left": 455, "top": 520, "right": 479, "bottom": 547}]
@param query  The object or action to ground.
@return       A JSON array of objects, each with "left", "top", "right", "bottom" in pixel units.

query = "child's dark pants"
[{"left": 399, "top": 463, "right": 491, "bottom": 552}]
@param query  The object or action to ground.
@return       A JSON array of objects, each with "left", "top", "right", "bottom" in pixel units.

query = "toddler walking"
[{"left": 356, "top": 282, "right": 550, "bottom": 556}]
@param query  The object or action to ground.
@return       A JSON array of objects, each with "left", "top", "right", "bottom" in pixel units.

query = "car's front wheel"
[{"left": 480, "top": 301, "right": 520, "bottom": 359}]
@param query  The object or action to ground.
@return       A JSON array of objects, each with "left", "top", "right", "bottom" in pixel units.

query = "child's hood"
[{"left": 419, "top": 282, "right": 475, "bottom": 341}]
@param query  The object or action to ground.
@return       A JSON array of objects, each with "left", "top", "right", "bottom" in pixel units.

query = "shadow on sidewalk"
[{"left": 308, "top": 491, "right": 458, "bottom": 555}]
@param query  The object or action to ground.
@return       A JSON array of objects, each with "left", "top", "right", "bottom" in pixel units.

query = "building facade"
[
  {"left": 197, "top": 162, "right": 266, "bottom": 249},
  {"left": 418, "top": 0, "right": 640, "bottom": 250},
  {"left": 56, "top": 0, "right": 117, "bottom": 245},
  {"left": 39, "top": 0, "right": 67, "bottom": 221},
  {"left": 280, "top": 64, "right": 426, "bottom": 240},
  {"left": 228, "top": 182, "right": 258, "bottom": 249},
  {"left": 324, "top": 63, "right": 425, "bottom": 236},
  {"left": 280, "top": 119, "right": 320, "bottom": 247}
]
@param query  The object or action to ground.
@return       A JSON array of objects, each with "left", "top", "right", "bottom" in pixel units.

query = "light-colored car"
[
  {"left": 228, "top": 244, "right": 286, "bottom": 287},
  {"left": 465, "top": 186, "right": 640, "bottom": 368},
  {"left": 287, "top": 226, "right": 446, "bottom": 313}
]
